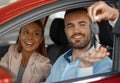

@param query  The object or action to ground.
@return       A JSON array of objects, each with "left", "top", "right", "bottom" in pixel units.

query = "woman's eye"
[
  {"left": 23, "top": 30, "right": 28, "bottom": 34},
  {"left": 34, "top": 31, "right": 41, "bottom": 36},
  {"left": 35, "top": 32, "right": 40, "bottom": 35}
]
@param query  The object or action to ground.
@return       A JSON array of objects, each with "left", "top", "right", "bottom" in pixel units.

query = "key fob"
[{"left": 90, "top": 22, "right": 99, "bottom": 34}]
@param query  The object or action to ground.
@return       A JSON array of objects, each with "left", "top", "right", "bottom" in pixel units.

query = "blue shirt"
[{"left": 46, "top": 46, "right": 112, "bottom": 83}]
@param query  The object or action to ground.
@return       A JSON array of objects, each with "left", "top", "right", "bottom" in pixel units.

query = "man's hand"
[
  {"left": 87, "top": 1, "right": 119, "bottom": 22},
  {"left": 78, "top": 46, "right": 110, "bottom": 68}
]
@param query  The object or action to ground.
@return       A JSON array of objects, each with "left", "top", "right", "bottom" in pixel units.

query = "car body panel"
[
  {"left": 0, "top": 0, "right": 58, "bottom": 25},
  {"left": 0, "top": 66, "right": 13, "bottom": 83}
]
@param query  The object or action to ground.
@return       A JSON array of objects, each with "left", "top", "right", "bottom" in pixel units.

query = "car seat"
[
  {"left": 46, "top": 18, "right": 71, "bottom": 63},
  {"left": 0, "top": 45, "right": 9, "bottom": 59}
]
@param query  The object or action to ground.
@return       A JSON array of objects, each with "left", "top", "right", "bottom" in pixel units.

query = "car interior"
[
  {"left": 46, "top": 18, "right": 71, "bottom": 63},
  {"left": 46, "top": 18, "right": 114, "bottom": 63},
  {"left": 0, "top": 12, "right": 113, "bottom": 62}
]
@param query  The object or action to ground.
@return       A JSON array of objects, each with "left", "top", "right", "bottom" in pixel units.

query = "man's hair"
[{"left": 64, "top": 7, "right": 87, "bottom": 18}]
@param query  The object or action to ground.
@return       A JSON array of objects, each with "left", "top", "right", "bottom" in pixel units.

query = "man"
[{"left": 46, "top": 8, "right": 112, "bottom": 82}]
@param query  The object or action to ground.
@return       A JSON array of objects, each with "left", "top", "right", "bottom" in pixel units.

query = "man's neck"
[{"left": 72, "top": 43, "right": 91, "bottom": 61}]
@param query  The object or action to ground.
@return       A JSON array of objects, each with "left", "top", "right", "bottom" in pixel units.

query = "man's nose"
[{"left": 74, "top": 25, "right": 81, "bottom": 33}]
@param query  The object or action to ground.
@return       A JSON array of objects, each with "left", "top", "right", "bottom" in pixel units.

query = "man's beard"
[
  {"left": 72, "top": 39, "right": 91, "bottom": 49},
  {"left": 69, "top": 33, "right": 92, "bottom": 49}
]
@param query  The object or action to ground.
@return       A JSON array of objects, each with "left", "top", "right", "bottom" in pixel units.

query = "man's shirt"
[{"left": 46, "top": 45, "right": 112, "bottom": 83}]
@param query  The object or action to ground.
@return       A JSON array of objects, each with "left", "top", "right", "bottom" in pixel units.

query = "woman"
[{"left": 0, "top": 20, "right": 52, "bottom": 83}]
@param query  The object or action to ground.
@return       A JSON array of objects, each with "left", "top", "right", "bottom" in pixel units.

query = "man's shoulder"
[
  {"left": 94, "top": 57, "right": 112, "bottom": 66},
  {"left": 57, "top": 49, "right": 72, "bottom": 60},
  {"left": 53, "top": 49, "right": 72, "bottom": 65}
]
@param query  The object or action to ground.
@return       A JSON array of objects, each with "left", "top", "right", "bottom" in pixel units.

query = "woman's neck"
[{"left": 21, "top": 50, "right": 33, "bottom": 68}]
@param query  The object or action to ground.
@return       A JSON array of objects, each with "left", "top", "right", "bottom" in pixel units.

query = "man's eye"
[
  {"left": 66, "top": 25, "right": 73, "bottom": 29},
  {"left": 79, "top": 23, "right": 86, "bottom": 26}
]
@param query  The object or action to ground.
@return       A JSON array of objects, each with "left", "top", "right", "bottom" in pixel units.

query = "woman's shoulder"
[
  {"left": 33, "top": 53, "right": 52, "bottom": 69},
  {"left": 34, "top": 53, "right": 51, "bottom": 63},
  {"left": 9, "top": 44, "right": 18, "bottom": 50},
  {"left": 8, "top": 44, "right": 18, "bottom": 52},
  {"left": 7, "top": 44, "right": 20, "bottom": 57}
]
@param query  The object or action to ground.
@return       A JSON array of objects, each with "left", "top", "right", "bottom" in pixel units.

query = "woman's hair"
[{"left": 17, "top": 20, "right": 48, "bottom": 57}]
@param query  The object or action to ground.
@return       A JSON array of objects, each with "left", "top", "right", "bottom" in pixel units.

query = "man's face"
[{"left": 64, "top": 11, "right": 92, "bottom": 49}]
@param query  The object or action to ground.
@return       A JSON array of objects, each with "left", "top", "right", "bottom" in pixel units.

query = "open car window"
[{"left": 0, "top": 0, "right": 120, "bottom": 82}]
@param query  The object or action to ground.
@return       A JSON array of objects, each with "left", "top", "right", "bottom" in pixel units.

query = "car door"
[{"left": 0, "top": 0, "right": 120, "bottom": 82}]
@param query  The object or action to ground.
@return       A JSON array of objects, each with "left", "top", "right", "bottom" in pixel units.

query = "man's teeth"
[{"left": 74, "top": 36, "right": 82, "bottom": 38}]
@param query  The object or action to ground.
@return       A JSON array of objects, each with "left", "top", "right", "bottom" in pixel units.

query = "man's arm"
[{"left": 87, "top": 1, "right": 119, "bottom": 23}]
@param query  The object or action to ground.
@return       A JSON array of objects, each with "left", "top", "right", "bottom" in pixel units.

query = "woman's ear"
[
  {"left": 16, "top": 34, "right": 20, "bottom": 44},
  {"left": 39, "top": 36, "right": 44, "bottom": 44}
]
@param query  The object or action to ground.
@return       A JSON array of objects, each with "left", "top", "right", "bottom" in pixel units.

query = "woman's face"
[{"left": 19, "top": 22, "right": 43, "bottom": 53}]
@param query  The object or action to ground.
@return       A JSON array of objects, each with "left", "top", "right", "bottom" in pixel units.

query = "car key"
[
  {"left": 90, "top": 22, "right": 99, "bottom": 35},
  {"left": 90, "top": 22, "right": 100, "bottom": 48}
]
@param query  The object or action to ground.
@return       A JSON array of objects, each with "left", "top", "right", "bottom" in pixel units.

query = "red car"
[
  {"left": 0, "top": 66, "right": 13, "bottom": 83},
  {"left": 0, "top": 0, "right": 120, "bottom": 83}
]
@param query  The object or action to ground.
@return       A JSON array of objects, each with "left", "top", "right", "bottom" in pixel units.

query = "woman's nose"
[{"left": 27, "top": 33, "right": 33, "bottom": 39}]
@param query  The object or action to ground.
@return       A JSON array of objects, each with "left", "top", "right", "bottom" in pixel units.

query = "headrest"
[{"left": 50, "top": 18, "right": 69, "bottom": 45}]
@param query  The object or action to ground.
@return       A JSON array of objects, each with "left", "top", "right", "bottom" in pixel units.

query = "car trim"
[{"left": 0, "top": 0, "right": 58, "bottom": 25}]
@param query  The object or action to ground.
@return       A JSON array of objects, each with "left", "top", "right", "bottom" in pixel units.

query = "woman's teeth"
[{"left": 25, "top": 41, "right": 33, "bottom": 45}]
